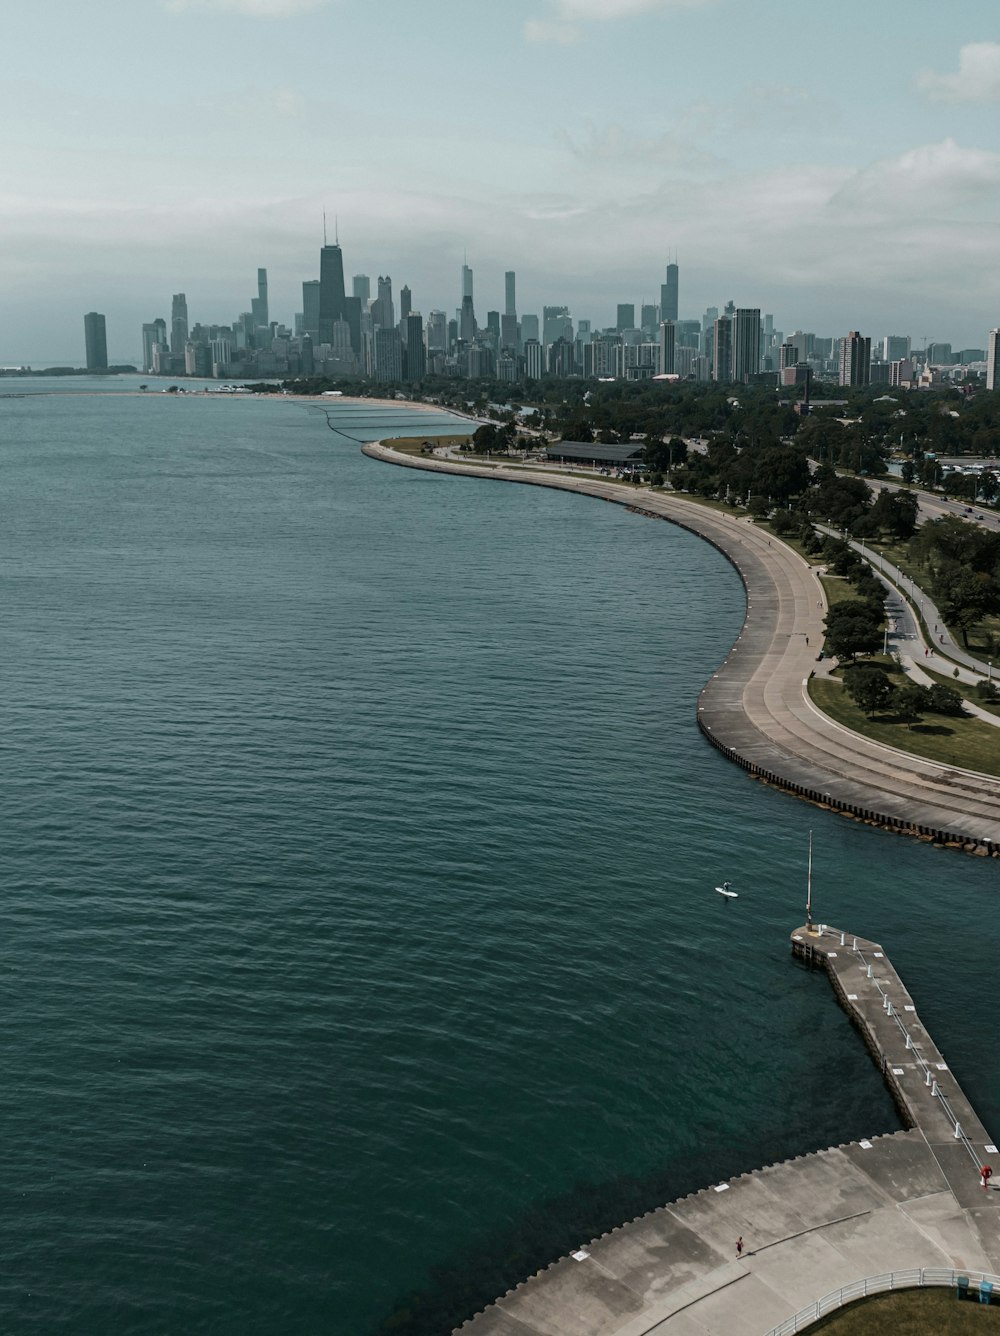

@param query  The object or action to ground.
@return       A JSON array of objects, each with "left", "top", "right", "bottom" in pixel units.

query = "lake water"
[{"left": 1, "top": 380, "right": 997, "bottom": 1334}]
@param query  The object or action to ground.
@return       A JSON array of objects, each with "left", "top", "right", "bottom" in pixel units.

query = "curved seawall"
[{"left": 363, "top": 442, "right": 1000, "bottom": 850}]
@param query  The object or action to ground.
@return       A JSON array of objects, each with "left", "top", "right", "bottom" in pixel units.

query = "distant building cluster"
[{"left": 81, "top": 245, "right": 998, "bottom": 389}]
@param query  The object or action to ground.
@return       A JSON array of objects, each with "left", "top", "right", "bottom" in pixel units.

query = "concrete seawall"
[
  {"left": 363, "top": 441, "right": 1000, "bottom": 849},
  {"left": 450, "top": 928, "right": 998, "bottom": 1336}
]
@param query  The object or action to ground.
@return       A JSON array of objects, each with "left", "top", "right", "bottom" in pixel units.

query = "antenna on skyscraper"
[
  {"left": 323, "top": 210, "right": 328, "bottom": 245},
  {"left": 335, "top": 215, "right": 339, "bottom": 245}
]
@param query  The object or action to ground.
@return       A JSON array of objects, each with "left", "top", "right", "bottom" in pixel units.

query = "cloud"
[
  {"left": 916, "top": 42, "right": 1000, "bottom": 103},
  {"left": 524, "top": 0, "right": 711, "bottom": 42},
  {"left": 831, "top": 138, "right": 1000, "bottom": 215},
  {"left": 523, "top": 18, "right": 580, "bottom": 44},
  {"left": 163, "top": 0, "right": 331, "bottom": 16}
]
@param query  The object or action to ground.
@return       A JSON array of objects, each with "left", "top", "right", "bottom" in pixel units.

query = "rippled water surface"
[{"left": 1, "top": 381, "right": 997, "bottom": 1335}]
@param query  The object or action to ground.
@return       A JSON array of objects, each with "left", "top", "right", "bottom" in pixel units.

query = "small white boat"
[{"left": 716, "top": 881, "right": 738, "bottom": 899}]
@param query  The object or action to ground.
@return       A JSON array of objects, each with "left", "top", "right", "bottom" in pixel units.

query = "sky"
[{"left": 3, "top": 0, "right": 1000, "bottom": 363}]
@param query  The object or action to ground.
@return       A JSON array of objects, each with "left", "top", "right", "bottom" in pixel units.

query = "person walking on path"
[
  {"left": 736, "top": 1236, "right": 744, "bottom": 1259},
  {"left": 982, "top": 1164, "right": 993, "bottom": 1191}
]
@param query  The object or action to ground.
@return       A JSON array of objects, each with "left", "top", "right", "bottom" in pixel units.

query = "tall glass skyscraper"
[
  {"left": 318, "top": 244, "right": 346, "bottom": 345},
  {"left": 84, "top": 312, "right": 108, "bottom": 370}
]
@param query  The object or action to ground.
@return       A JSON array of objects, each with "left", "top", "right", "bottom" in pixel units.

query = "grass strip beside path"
[
  {"left": 809, "top": 675, "right": 1000, "bottom": 777},
  {"left": 807, "top": 1287, "right": 1000, "bottom": 1333}
]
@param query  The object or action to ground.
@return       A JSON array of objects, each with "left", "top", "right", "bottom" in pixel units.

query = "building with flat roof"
[{"left": 84, "top": 311, "right": 108, "bottom": 369}]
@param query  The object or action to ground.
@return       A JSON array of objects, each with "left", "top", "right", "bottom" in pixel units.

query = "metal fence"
[
  {"left": 762, "top": 1267, "right": 1000, "bottom": 1334},
  {"left": 849, "top": 939, "right": 984, "bottom": 1171}
]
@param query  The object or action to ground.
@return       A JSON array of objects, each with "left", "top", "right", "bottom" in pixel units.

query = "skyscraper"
[
  {"left": 252, "top": 268, "right": 269, "bottom": 331},
  {"left": 661, "top": 264, "right": 679, "bottom": 323},
  {"left": 712, "top": 316, "right": 733, "bottom": 382},
  {"left": 839, "top": 331, "right": 871, "bottom": 386},
  {"left": 462, "top": 263, "right": 474, "bottom": 301},
  {"left": 84, "top": 312, "right": 108, "bottom": 370},
  {"left": 640, "top": 304, "right": 659, "bottom": 338},
  {"left": 400, "top": 285, "right": 412, "bottom": 324},
  {"left": 616, "top": 303, "right": 635, "bottom": 331},
  {"left": 318, "top": 243, "right": 346, "bottom": 344},
  {"left": 353, "top": 275, "right": 371, "bottom": 307},
  {"left": 302, "top": 280, "right": 321, "bottom": 341},
  {"left": 405, "top": 313, "right": 425, "bottom": 380},
  {"left": 504, "top": 271, "right": 516, "bottom": 317},
  {"left": 171, "top": 294, "right": 188, "bottom": 354},
  {"left": 659, "top": 320, "right": 676, "bottom": 376},
  {"left": 987, "top": 330, "right": 1000, "bottom": 391},
  {"left": 731, "top": 308, "right": 762, "bottom": 382},
  {"left": 372, "top": 276, "right": 395, "bottom": 330},
  {"left": 459, "top": 295, "right": 476, "bottom": 343}
]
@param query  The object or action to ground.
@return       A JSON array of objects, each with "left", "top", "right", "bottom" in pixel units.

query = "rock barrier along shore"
[{"left": 363, "top": 440, "right": 1000, "bottom": 854}]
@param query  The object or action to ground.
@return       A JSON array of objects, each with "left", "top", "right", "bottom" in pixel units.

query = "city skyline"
[{"left": 4, "top": 0, "right": 1000, "bottom": 362}]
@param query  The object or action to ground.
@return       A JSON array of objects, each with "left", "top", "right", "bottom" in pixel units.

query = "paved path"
[{"left": 363, "top": 442, "right": 1000, "bottom": 848}]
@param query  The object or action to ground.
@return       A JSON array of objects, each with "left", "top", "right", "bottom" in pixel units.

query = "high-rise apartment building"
[
  {"left": 987, "top": 330, "right": 1000, "bottom": 391},
  {"left": 405, "top": 314, "right": 425, "bottom": 380},
  {"left": 521, "top": 314, "right": 539, "bottom": 344},
  {"left": 659, "top": 320, "right": 676, "bottom": 376},
  {"left": 352, "top": 275, "right": 371, "bottom": 307},
  {"left": 524, "top": 338, "right": 544, "bottom": 380},
  {"left": 504, "top": 271, "right": 516, "bottom": 317},
  {"left": 616, "top": 303, "right": 635, "bottom": 332},
  {"left": 302, "top": 280, "right": 320, "bottom": 341},
  {"left": 661, "top": 264, "right": 679, "bottom": 323},
  {"left": 732, "top": 308, "right": 762, "bottom": 382},
  {"left": 712, "top": 316, "right": 733, "bottom": 382},
  {"left": 839, "top": 331, "right": 871, "bottom": 386},
  {"left": 374, "top": 326, "right": 403, "bottom": 381},
  {"left": 84, "top": 312, "right": 108, "bottom": 369},
  {"left": 171, "top": 294, "right": 188, "bottom": 354}
]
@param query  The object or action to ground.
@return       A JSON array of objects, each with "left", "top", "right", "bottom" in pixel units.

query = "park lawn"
[
  {"left": 820, "top": 574, "right": 874, "bottom": 610},
  {"left": 808, "top": 1288, "right": 1000, "bottom": 1333},
  {"left": 809, "top": 674, "right": 1000, "bottom": 777}
]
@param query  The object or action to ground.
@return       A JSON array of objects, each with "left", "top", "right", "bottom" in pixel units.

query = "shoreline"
[{"left": 363, "top": 439, "right": 1000, "bottom": 852}]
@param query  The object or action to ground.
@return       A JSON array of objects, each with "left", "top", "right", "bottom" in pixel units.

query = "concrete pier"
[{"left": 452, "top": 929, "right": 999, "bottom": 1336}]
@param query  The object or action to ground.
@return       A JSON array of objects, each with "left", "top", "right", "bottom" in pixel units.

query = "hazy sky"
[{"left": 4, "top": 0, "right": 1000, "bottom": 362}]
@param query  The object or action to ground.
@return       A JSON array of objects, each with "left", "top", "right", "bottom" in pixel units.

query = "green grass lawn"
[
  {"left": 809, "top": 1287, "right": 1000, "bottom": 1332},
  {"left": 809, "top": 673, "right": 1000, "bottom": 776}
]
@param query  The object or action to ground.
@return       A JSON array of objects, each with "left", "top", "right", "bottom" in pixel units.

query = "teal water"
[{"left": 1, "top": 385, "right": 997, "bottom": 1335}]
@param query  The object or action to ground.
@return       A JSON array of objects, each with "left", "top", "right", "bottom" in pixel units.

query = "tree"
[
  {"left": 894, "top": 685, "right": 929, "bottom": 729},
  {"left": 933, "top": 564, "right": 996, "bottom": 648},
  {"left": 844, "top": 666, "right": 895, "bottom": 718},
  {"left": 926, "top": 684, "right": 964, "bottom": 717},
  {"left": 825, "top": 600, "right": 884, "bottom": 662}
]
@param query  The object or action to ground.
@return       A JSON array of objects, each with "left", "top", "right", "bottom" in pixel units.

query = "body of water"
[{"left": 1, "top": 384, "right": 997, "bottom": 1334}]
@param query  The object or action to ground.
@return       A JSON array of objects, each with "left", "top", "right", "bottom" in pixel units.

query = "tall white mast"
[{"left": 806, "top": 829, "right": 814, "bottom": 930}]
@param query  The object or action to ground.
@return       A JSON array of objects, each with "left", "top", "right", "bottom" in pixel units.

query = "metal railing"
[
  {"left": 848, "top": 939, "right": 985, "bottom": 1171},
  {"left": 762, "top": 1267, "right": 1000, "bottom": 1334}
]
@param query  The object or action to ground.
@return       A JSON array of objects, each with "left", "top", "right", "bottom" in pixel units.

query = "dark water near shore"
[{"left": 1, "top": 384, "right": 997, "bottom": 1335}]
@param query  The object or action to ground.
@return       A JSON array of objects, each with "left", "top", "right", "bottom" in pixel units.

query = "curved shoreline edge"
[{"left": 363, "top": 441, "right": 1000, "bottom": 853}]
